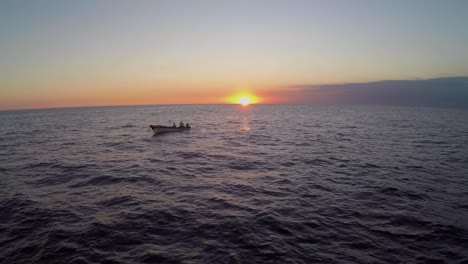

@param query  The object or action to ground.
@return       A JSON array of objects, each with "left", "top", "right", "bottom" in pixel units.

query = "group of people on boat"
[{"left": 172, "top": 121, "right": 190, "bottom": 128}]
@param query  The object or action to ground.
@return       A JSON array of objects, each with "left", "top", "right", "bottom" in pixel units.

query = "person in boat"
[
  {"left": 172, "top": 123, "right": 176, "bottom": 128},
  {"left": 186, "top": 123, "right": 190, "bottom": 128},
  {"left": 179, "top": 121, "right": 184, "bottom": 128}
]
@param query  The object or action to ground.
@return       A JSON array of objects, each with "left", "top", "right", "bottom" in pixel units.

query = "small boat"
[{"left": 150, "top": 125, "right": 191, "bottom": 134}]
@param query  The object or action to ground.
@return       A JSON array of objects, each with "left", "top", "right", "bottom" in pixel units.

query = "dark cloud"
[{"left": 277, "top": 77, "right": 468, "bottom": 108}]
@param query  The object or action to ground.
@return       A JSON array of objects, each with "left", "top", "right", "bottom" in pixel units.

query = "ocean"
[{"left": 0, "top": 104, "right": 467, "bottom": 263}]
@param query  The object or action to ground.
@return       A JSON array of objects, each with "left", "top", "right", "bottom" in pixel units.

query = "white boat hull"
[{"left": 150, "top": 125, "right": 190, "bottom": 134}]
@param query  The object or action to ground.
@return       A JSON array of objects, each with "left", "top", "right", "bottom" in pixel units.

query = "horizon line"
[
  {"left": 2, "top": 76, "right": 467, "bottom": 112},
  {"left": 0, "top": 102, "right": 287, "bottom": 112}
]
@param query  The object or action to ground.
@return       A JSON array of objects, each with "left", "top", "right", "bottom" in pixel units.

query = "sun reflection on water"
[{"left": 240, "top": 114, "right": 251, "bottom": 131}]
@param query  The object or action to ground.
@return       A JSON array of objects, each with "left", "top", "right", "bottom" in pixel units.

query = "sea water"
[{"left": 0, "top": 104, "right": 467, "bottom": 263}]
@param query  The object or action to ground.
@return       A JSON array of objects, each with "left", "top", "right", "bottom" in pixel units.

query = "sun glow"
[
  {"left": 228, "top": 93, "right": 260, "bottom": 106},
  {"left": 237, "top": 96, "right": 252, "bottom": 106}
]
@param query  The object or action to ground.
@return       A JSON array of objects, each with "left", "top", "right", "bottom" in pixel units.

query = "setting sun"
[
  {"left": 227, "top": 93, "right": 260, "bottom": 106},
  {"left": 237, "top": 96, "right": 252, "bottom": 106}
]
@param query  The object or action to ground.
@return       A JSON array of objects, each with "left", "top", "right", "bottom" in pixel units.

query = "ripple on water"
[{"left": 1, "top": 105, "right": 468, "bottom": 263}]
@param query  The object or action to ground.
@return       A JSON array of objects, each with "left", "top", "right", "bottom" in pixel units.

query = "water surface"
[{"left": 1, "top": 105, "right": 467, "bottom": 263}]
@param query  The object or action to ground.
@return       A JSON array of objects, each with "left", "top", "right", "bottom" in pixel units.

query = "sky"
[{"left": 1, "top": 0, "right": 468, "bottom": 110}]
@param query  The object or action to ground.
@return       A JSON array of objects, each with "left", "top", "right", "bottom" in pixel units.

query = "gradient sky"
[{"left": 1, "top": 0, "right": 468, "bottom": 109}]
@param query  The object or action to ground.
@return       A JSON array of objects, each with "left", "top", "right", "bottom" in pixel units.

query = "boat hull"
[{"left": 150, "top": 125, "right": 190, "bottom": 134}]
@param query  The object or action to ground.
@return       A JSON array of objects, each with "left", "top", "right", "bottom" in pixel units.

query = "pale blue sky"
[{"left": 1, "top": 0, "right": 468, "bottom": 109}]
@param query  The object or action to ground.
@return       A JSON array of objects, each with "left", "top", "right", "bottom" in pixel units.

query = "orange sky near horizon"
[{"left": 0, "top": 81, "right": 287, "bottom": 110}]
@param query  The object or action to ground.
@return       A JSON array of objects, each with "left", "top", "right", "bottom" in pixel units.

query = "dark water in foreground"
[{"left": 1, "top": 104, "right": 468, "bottom": 264}]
